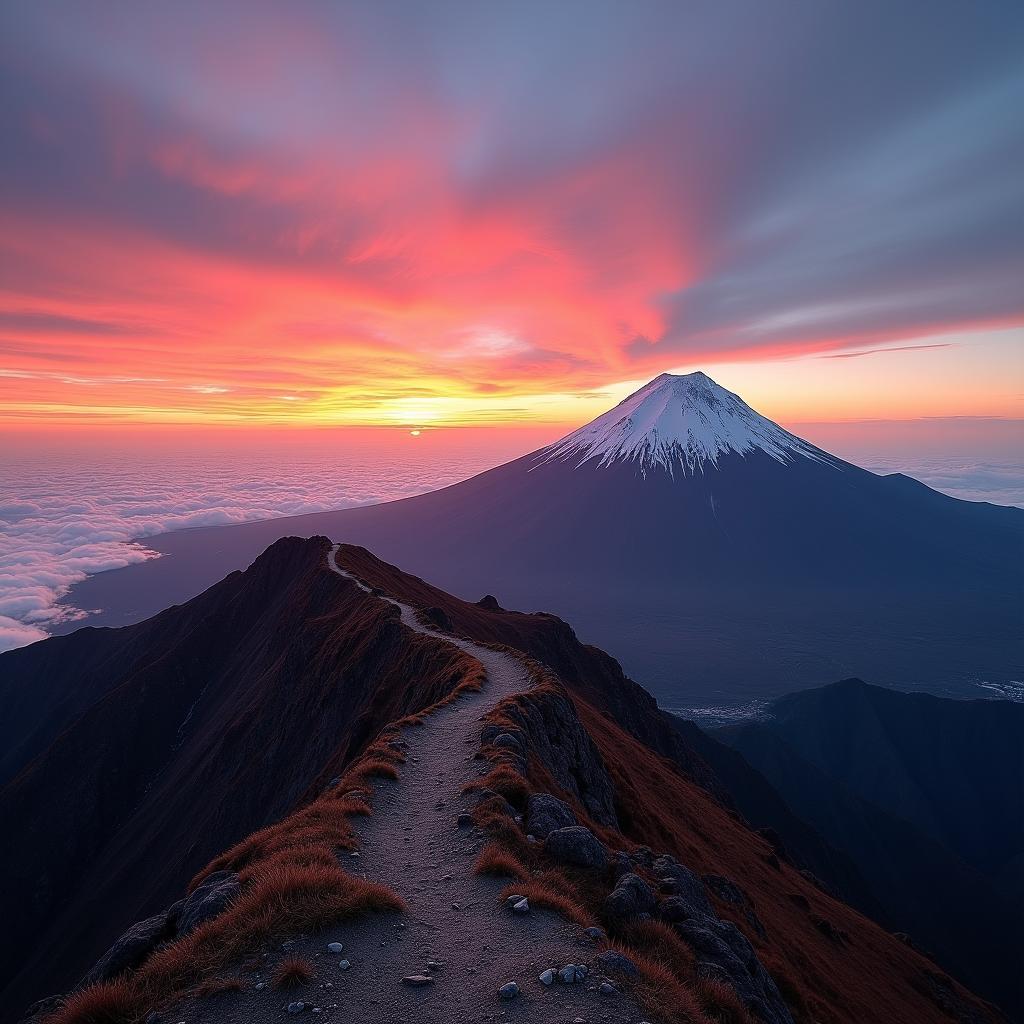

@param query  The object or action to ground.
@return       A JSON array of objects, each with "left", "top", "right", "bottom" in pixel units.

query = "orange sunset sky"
[{"left": 1, "top": 3, "right": 1022, "bottom": 437}]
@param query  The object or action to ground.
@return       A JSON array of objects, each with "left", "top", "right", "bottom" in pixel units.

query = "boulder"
[
  {"left": 177, "top": 871, "right": 240, "bottom": 936},
  {"left": 678, "top": 919, "right": 793, "bottom": 1024},
  {"left": 651, "top": 856, "right": 713, "bottom": 916},
  {"left": 595, "top": 950, "right": 639, "bottom": 977},
  {"left": 544, "top": 826, "right": 607, "bottom": 870},
  {"left": 80, "top": 912, "right": 172, "bottom": 985},
  {"left": 526, "top": 793, "right": 577, "bottom": 839},
  {"left": 659, "top": 896, "right": 698, "bottom": 924},
  {"left": 492, "top": 733, "right": 525, "bottom": 754},
  {"left": 604, "top": 873, "right": 656, "bottom": 923},
  {"left": 421, "top": 606, "right": 452, "bottom": 631}
]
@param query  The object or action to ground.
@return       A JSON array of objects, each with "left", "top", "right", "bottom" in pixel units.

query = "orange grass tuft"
[
  {"left": 696, "top": 978, "right": 759, "bottom": 1024},
  {"left": 192, "top": 974, "right": 245, "bottom": 997},
  {"left": 47, "top": 980, "right": 137, "bottom": 1024},
  {"left": 49, "top": 865, "right": 402, "bottom": 1024},
  {"left": 272, "top": 956, "right": 314, "bottom": 989},
  {"left": 499, "top": 879, "right": 591, "bottom": 926},
  {"left": 475, "top": 843, "right": 529, "bottom": 879}
]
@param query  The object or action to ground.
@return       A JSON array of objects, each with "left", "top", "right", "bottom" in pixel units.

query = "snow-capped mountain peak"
[{"left": 539, "top": 371, "right": 833, "bottom": 476}]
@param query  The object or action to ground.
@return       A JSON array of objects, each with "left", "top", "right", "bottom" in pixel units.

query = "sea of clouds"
[
  {"left": 0, "top": 441, "right": 514, "bottom": 653},
  {"left": 1, "top": 446, "right": 1020, "bottom": 653}
]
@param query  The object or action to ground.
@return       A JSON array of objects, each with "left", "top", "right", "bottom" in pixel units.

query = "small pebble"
[
  {"left": 338, "top": 960, "right": 351, "bottom": 971},
  {"left": 401, "top": 975, "right": 434, "bottom": 987},
  {"left": 512, "top": 898, "right": 529, "bottom": 914},
  {"left": 498, "top": 982, "right": 520, "bottom": 1000},
  {"left": 539, "top": 969, "right": 555, "bottom": 986},
  {"left": 599, "top": 981, "right": 618, "bottom": 996},
  {"left": 326, "top": 942, "right": 344, "bottom": 954},
  {"left": 558, "top": 964, "right": 578, "bottom": 984},
  {"left": 286, "top": 1002, "right": 306, "bottom": 1015}
]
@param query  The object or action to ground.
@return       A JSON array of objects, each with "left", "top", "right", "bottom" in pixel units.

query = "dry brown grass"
[
  {"left": 630, "top": 954, "right": 709, "bottom": 1024},
  {"left": 498, "top": 878, "right": 591, "bottom": 926},
  {"left": 696, "top": 978, "right": 759, "bottom": 1024},
  {"left": 272, "top": 956, "right": 314, "bottom": 989},
  {"left": 622, "top": 919, "right": 698, "bottom": 971},
  {"left": 47, "top": 980, "right": 137, "bottom": 1024},
  {"left": 474, "top": 843, "right": 528, "bottom": 879},
  {"left": 463, "top": 763, "right": 529, "bottom": 806},
  {"left": 49, "top": 864, "right": 402, "bottom": 1024},
  {"left": 351, "top": 757, "right": 400, "bottom": 781},
  {"left": 192, "top": 974, "right": 245, "bottom": 997}
]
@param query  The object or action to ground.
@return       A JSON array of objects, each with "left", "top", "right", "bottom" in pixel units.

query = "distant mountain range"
[
  {"left": 714, "top": 679, "right": 1024, "bottom": 1016},
  {"left": 1, "top": 538, "right": 1010, "bottom": 1023},
  {"left": 62, "top": 371, "right": 1024, "bottom": 706}
]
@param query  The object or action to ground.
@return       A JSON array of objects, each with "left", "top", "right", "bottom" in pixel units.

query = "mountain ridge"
[{"left": 2, "top": 537, "right": 1004, "bottom": 1024}]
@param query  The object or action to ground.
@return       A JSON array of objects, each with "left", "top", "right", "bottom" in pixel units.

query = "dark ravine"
[{"left": 714, "top": 681, "right": 1024, "bottom": 1017}]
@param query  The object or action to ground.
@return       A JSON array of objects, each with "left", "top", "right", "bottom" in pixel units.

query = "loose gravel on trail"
[{"left": 170, "top": 544, "right": 647, "bottom": 1024}]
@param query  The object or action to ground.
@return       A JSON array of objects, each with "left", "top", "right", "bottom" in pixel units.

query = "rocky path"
[{"left": 177, "top": 544, "right": 646, "bottom": 1024}]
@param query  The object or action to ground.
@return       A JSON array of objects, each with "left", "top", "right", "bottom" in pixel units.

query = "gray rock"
[
  {"left": 498, "top": 982, "right": 520, "bottom": 1000},
  {"left": 177, "top": 871, "right": 240, "bottom": 936},
  {"left": 678, "top": 920, "right": 793, "bottom": 1024},
  {"left": 326, "top": 942, "right": 343, "bottom": 954},
  {"left": 604, "top": 872, "right": 656, "bottom": 922},
  {"left": 338, "top": 960, "right": 351, "bottom": 971},
  {"left": 558, "top": 964, "right": 578, "bottom": 983},
  {"left": 401, "top": 975, "right": 434, "bottom": 987},
  {"left": 582, "top": 926, "right": 607, "bottom": 942},
  {"left": 505, "top": 894, "right": 526, "bottom": 908},
  {"left": 599, "top": 981, "right": 618, "bottom": 996},
  {"left": 286, "top": 1002, "right": 307, "bottom": 1015},
  {"left": 659, "top": 895, "right": 699, "bottom": 923},
  {"left": 651, "top": 856, "right": 713, "bottom": 917},
  {"left": 573, "top": 965, "right": 588, "bottom": 982},
  {"left": 544, "top": 826, "right": 606, "bottom": 870},
  {"left": 421, "top": 606, "right": 452, "bottom": 630},
  {"left": 512, "top": 898, "right": 530, "bottom": 914},
  {"left": 526, "top": 793, "right": 577, "bottom": 839},
  {"left": 492, "top": 732, "right": 525, "bottom": 754},
  {"left": 702, "top": 874, "right": 746, "bottom": 905},
  {"left": 595, "top": 950, "right": 638, "bottom": 977},
  {"left": 79, "top": 911, "right": 172, "bottom": 985},
  {"left": 539, "top": 968, "right": 556, "bottom": 986}
]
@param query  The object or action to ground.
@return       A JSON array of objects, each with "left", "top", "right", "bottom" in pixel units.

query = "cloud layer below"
[{"left": 2, "top": 429, "right": 1020, "bottom": 652}]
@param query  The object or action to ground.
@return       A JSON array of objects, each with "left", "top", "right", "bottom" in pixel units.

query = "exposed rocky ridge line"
[
  {"left": 476, "top": 681, "right": 795, "bottom": 1024},
  {"left": 0, "top": 537, "right": 484, "bottom": 1020}
]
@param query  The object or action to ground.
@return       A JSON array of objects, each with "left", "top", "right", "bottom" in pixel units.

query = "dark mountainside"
[
  {"left": 61, "top": 376, "right": 1024, "bottom": 707},
  {"left": 0, "top": 537, "right": 1004, "bottom": 1024},
  {"left": 0, "top": 538, "right": 482, "bottom": 1017},
  {"left": 715, "top": 682, "right": 1024, "bottom": 1015}
]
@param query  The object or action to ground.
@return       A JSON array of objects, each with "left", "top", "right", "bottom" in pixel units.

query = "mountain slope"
[
  {"left": 62, "top": 373, "right": 1024, "bottom": 706},
  {"left": 2, "top": 538, "right": 1003, "bottom": 1024},
  {"left": 715, "top": 681, "right": 1024, "bottom": 1016},
  {"left": 0, "top": 537, "right": 483, "bottom": 1017}
]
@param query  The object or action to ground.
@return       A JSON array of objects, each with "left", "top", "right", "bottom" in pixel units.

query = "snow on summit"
[{"left": 541, "top": 371, "right": 833, "bottom": 476}]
